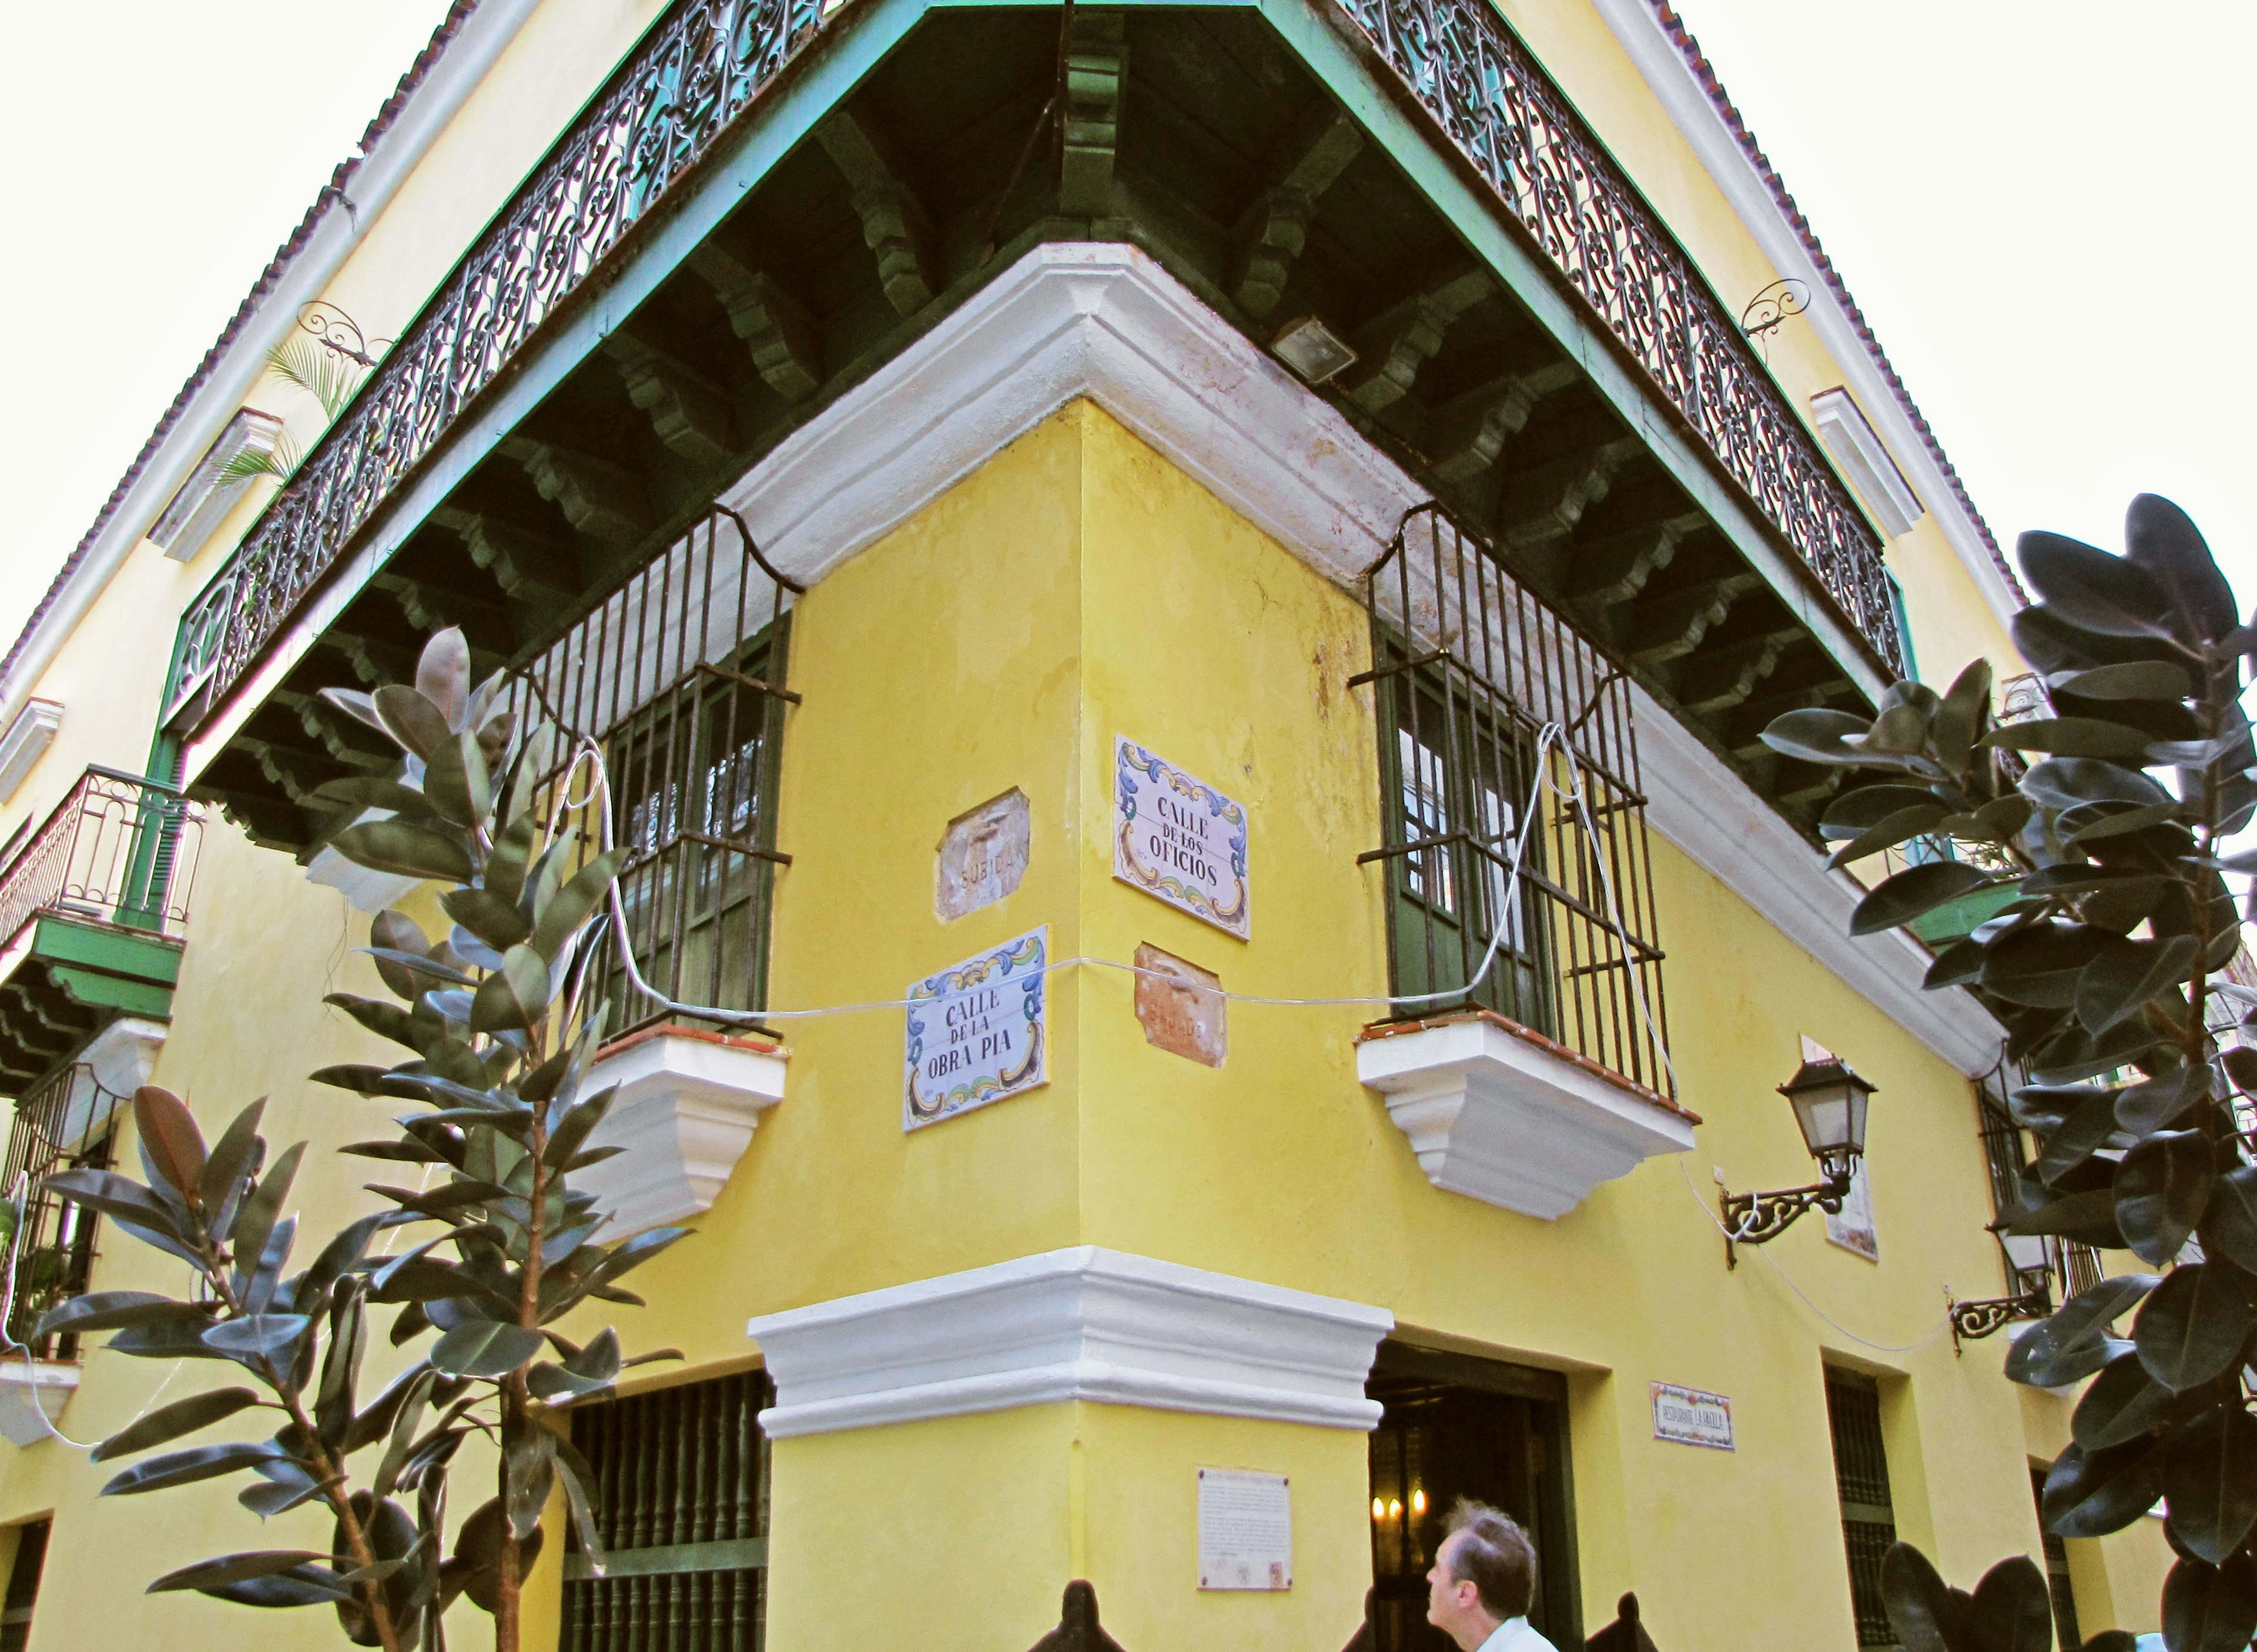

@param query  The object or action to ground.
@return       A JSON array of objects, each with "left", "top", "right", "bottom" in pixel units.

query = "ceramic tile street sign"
[
  {"left": 935, "top": 789, "right": 1030, "bottom": 921},
  {"left": 904, "top": 926, "right": 1048, "bottom": 1130},
  {"left": 1133, "top": 942, "right": 1225, "bottom": 1067},
  {"left": 1113, "top": 736, "right": 1250, "bottom": 939},
  {"left": 1650, "top": 1382, "right": 1734, "bottom": 1450},
  {"left": 1197, "top": 1467, "right": 1292, "bottom": 1590}
]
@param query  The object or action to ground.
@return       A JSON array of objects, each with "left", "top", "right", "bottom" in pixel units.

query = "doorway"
[{"left": 1365, "top": 1342, "right": 1582, "bottom": 1648}]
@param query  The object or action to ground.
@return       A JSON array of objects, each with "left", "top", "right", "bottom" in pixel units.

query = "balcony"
[
  {"left": 0, "top": 768, "right": 202, "bottom": 1093},
  {"left": 170, "top": 0, "right": 1902, "bottom": 856}
]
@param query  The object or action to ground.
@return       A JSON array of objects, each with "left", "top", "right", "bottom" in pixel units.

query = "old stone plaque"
[
  {"left": 1197, "top": 1467, "right": 1291, "bottom": 1590},
  {"left": 1650, "top": 1382, "right": 1733, "bottom": 1450},
  {"left": 904, "top": 926, "right": 1047, "bottom": 1130},
  {"left": 935, "top": 789, "right": 1030, "bottom": 921},
  {"left": 1133, "top": 943, "right": 1225, "bottom": 1067},
  {"left": 1113, "top": 736, "right": 1250, "bottom": 939}
]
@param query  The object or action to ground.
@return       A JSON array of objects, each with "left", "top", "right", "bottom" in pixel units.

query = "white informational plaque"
[
  {"left": 1197, "top": 1467, "right": 1292, "bottom": 1590},
  {"left": 1650, "top": 1382, "right": 1734, "bottom": 1450},
  {"left": 1113, "top": 736, "right": 1251, "bottom": 939},
  {"left": 903, "top": 926, "right": 1048, "bottom": 1130}
]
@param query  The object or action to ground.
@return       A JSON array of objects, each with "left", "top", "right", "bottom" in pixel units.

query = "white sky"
[{"left": 2, "top": 0, "right": 2251, "bottom": 665}]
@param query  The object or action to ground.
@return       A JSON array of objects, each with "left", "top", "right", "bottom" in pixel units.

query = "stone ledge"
[
  {"left": 0, "top": 1358, "right": 77, "bottom": 1447},
  {"left": 580, "top": 1026, "right": 789, "bottom": 1237},
  {"left": 1356, "top": 1010, "right": 1696, "bottom": 1219}
]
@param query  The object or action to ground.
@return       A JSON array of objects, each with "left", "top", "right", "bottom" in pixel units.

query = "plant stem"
[{"left": 493, "top": 1033, "right": 554, "bottom": 1652}]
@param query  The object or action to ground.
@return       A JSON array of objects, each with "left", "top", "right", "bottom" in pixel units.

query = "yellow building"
[{"left": 0, "top": 0, "right": 2171, "bottom": 1647}]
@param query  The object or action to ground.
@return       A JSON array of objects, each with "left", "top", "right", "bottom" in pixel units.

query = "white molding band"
[
  {"left": 744, "top": 1247, "right": 1394, "bottom": 1438},
  {"left": 150, "top": 409, "right": 286, "bottom": 563},
  {"left": 1811, "top": 388, "right": 1924, "bottom": 539},
  {"left": 1588, "top": 0, "right": 2023, "bottom": 633},
  {"left": 1357, "top": 1017, "right": 1697, "bottom": 1218},
  {"left": 0, "top": 699, "right": 61, "bottom": 803}
]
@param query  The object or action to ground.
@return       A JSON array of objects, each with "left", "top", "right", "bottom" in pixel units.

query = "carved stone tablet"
[
  {"left": 935, "top": 789, "right": 1030, "bottom": 921},
  {"left": 1133, "top": 943, "right": 1225, "bottom": 1067}
]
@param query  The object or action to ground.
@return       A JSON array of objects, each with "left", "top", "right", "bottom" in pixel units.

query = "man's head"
[{"left": 1424, "top": 1500, "right": 1537, "bottom": 1650}]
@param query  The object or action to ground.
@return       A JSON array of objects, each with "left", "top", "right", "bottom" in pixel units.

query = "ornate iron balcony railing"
[
  {"left": 1, "top": 1061, "right": 128, "bottom": 1362},
  {"left": 165, "top": 0, "right": 826, "bottom": 730},
  {"left": 168, "top": 0, "right": 1901, "bottom": 743},
  {"left": 0, "top": 767, "right": 203, "bottom": 949},
  {"left": 1334, "top": 0, "right": 1904, "bottom": 672}
]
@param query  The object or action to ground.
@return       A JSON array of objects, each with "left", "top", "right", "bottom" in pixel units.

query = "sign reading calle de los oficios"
[
  {"left": 1113, "top": 736, "right": 1251, "bottom": 939},
  {"left": 903, "top": 926, "right": 1048, "bottom": 1130}
]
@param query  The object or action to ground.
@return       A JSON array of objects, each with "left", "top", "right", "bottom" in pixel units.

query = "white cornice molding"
[
  {"left": 1586, "top": 0, "right": 2023, "bottom": 633},
  {"left": 0, "top": 0, "right": 548, "bottom": 733},
  {"left": 0, "top": 699, "right": 62, "bottom": 803},
  {"left": 744, "top": 1247, "right": 1394, "bottom": 1437},
  {"left": 1811, "top": 388, "right": 1924, "bottom": 540}
]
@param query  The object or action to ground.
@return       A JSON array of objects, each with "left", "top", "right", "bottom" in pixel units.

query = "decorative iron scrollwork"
[
  {"left": 296, "top": 300, "right": 389, "bottom": 368},
  {"left": 1948, "top": 1288, "right": 2051, "bottom": 1348},
  {"left": 1739, "top": 277, "right": 1809, "bottom": 353}
]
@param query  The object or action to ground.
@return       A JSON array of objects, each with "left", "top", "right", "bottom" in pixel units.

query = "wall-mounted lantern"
[{"left": 1719, "top": 1043, "right": 1876, "bottom": 1266}]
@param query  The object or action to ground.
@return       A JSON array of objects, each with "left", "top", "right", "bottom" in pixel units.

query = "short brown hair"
[{"left": 1443, "top": 1499, "right": 1536, "bottom": 1620}]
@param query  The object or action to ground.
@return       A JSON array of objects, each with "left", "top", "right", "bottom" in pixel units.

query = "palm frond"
[
  {"left": 214, "top": 431, "right": 303, "bottom": 489},
  {"left": 264, "top": 339, "right": 364, "bottom": 423}
]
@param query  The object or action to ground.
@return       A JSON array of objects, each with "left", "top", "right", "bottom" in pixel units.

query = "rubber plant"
[
  {"left": 30, "top": 628, "right": 682, "bottom": 1650},
  {"left": 1764, "top": 495, "right": 2257, "bottom": 1652}
]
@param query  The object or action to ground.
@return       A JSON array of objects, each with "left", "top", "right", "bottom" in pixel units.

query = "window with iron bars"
[
  {"left": 511, "top": 508, "right": 797, "bottom": 1041},
  {"left": 0, "top": 1065, "right": 129, "bottom": 1361},
  {"left": 1824, "top": 1368, "right": 1898, "bottom": 1649},
  {"left": 1975, "top": 1074, "right": 2103, "bottom": 1305},
  {"left": 562, "top": 1369, "right": 772, "bottom": 1652},
  {"left": 1357, "top": 504, "right": 1671, "bottom": 1098}
]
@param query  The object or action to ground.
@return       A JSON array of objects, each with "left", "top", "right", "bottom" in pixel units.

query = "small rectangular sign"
[
  {"left": 1650, "top": 1382, "right": 1733, "bottom": 1450},
  {"left": 903, "top": 926, "right": 1047, "bottom": 1130},
  {"left": 1198, "top": 1467, "right": 1291, "bottom": 1590},
  {"left": 1826, "top": 1162, "right": 1879, "bottom": 1262},
  {"left": 1113, "top": 736, "right": 1251, "bottom": 939}
]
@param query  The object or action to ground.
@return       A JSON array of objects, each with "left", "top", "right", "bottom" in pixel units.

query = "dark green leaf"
[
  {"left": 1879, "top": 1541, "right": 1957, "bottom": 1652},
  {"left": 1821, "top": 785, "right": 1943, "bottom": 838},
  {"left": 528, "top": 851, "right": 623, "bottom": 961},
  {"left": 92, "top": 1387, "right": 262, "bottom": 1463},
  {"left": 201, "top": 1565, "right": 353, "bottom": 1607},
  {"left": 147, "top": 1550, "right": 331, "bottom": 1594},
  {"left": 199, "top": 1099, "right": 266, "bottom": 1241},
  {"left": 32, "top": 1291, "right": 188, "bottom": 1339},
  {"left": 2022, "top": 756, "right": 2174, "bottom": 813},
  {"left": 2202, "top": 1165, "right": 2257, "bottom": 1276},
  {"left": 2018, "top": 531, "right": 2175, "bottom": 638},
  {"left": 2007, "top": 1279, "right": 2150, "bottom": 1389},
  {"left": 2164, "top": 1403, "right": 2257, "bottom": 1563},
  {"left": 2078, "top": 934, "right": 2200, "bottom": 1034},
  {"left": 2136, "top": 1264, "right": 2257, "bottom": 1391},
  {"left": 2127, "top": 493, "right": 2236, "bottom": 644},
  {"left": 324, "top": 993, "right": 419, "bottom": 1051},
  {"left": 484, "top": 812, "right": 540, "bottom": 909},
  {"left": 2051, "top": 659, "right": 2196, "bottom": 701},
  {"left": 430, "top": 1321, "right": 545, "bottom": 1379},
  {"left": 2116, "top": 1131, "right": 2216, "bottom": 1266},
  {"left": 203, "top": 1314, "right": 312, "bottom": 1361},
  {"left": 424, "top": 731, "right": 492, "bottom": 831},
  {"left": 2118, "top": 1067, "right": 2213, "bottom": 1138},
  {"left": 1921, "top": 937, "right": 1985, "bottom": 989},
  {"left": 440, "top": 886, "right": 530, "bottom": 951},
  {"left": 2042, "top": 1439, "right": 2163, "bottom": 1537},
  {"left": 2162, "top": 1552, "right": 2257, "bottom": 1652},
  {"left": 317, "top": 687, "right": 387, "bottom": 735},
  {"left": 104, "top": 1306, "right": 232, "bottom": 1361},
  {"left": 2072, "top": 1352, "right": 2179, "bottom": 1451},
  {"left": 469, "top": 944, "right": 550, "bottom": 1033},
  {"left": 1762, "top": 708, "right": 1874, "bottom": 766},
  {"left": 1932, "top": 658, "right": 1991, "bottom": 776},
  {"left": 416, "top": 628, "right": 471, "bottom": 729},
  {"left": 1850, "top": 862, "right": 1994, "bottom": 936},
  {"left": 2032, "top": 1090, "right": 2126, "bottom": 1188},
  {"left": 101, "top": 1440, "right": 284, "bottom": 1496},
  {"left": 230, "top": 1142, "right": 306, "bottom": 1298},
  {"left": 541, "top": 1088, "right": 614, "bottom": 1171},
  {"left": 1964, "top": 1554, "right": 2052, "bottom": 1652},
  {"left": 310, "top": 776, "right": 438, "bottom": 819},
  {"left": 359, "top": 947, "right": 475, "bottom": 988},
  {"left": 331, "top": 819, "right": 473, "bottom": 884},
  {"left": 1825, "top": 805, "right": 1945, "bottom": 870},
  {"left": 41, "top": 1169, "right": 183, "bottom": 1238},
  {"left": 1983, "top": 717, "right": 2156, "bottom": 759},
  {"left": 372, "top": 683, "right": 451, "bottom": 760},
  {"left": 133, "top": 1087, "right": 206, "bottom": 1211}
]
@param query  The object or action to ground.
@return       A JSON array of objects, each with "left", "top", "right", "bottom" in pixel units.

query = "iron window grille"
[
  {"left": 2031, "top": 1466, "right": 2081, "bottom": 1651},
  {"left": 0, "top": 1520, "right": 48, "bottom": 1652},
  {"left": 562, "top": 1368, "right": 773, "bottom": 1652},
  {"left": 1, "top": 1065, "right": 129, "bottom": 1361},
  {"left": 1357, "top": 502, "right": 1670, "bottom": 1098},
  {"left": 510, "top": 507, "right": 798, "bottom": 1041},
  {"left": 1824, "top": 1368, "right": 1898, "bottom": 1650}
]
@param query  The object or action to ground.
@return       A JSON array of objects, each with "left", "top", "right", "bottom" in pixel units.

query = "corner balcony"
[
  {"left": 166, "top": 0, "right": 1904, "bottom": 854},
  {"left": 0, "top": 769, "right": 202, "bottom": 1093}
]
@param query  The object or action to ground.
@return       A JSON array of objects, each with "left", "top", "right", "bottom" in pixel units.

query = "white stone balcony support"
[
  {"left": 1356, "top": 1011, "right": 1697, "bottom": 1219},
  {"left": 579, "top": 1026, "right": 789, "bottom": 1237},
  {"left": 0, "top": 1359, "right": 77, "bottom": 1447}
]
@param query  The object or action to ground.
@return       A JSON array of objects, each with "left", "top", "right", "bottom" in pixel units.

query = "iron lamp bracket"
[{"left": 1718, "top": 1170, "right": 1851, "bottom": 1268}]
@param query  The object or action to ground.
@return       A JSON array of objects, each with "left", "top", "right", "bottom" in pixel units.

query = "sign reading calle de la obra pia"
[
  {"left": 1649, "top": 1382, "right": 1734, "bottom": 1450},
  {"left": 903, "top": 926, "right": 1048, "bottom": 1130},
  {"left": 1113, "top": 736, "right": 1250, "bottom": 939}
]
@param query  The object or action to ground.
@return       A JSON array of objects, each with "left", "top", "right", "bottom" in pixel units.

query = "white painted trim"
[
  {"left": 1633, "top": 685, "right": 2004, "bottom": 1074},
  {"left": 744, "top": 1247, "right": 1394, "bottom": 1437},
  {"left": 0, "top": 0, "right": 548, "bottom": 732},
  {"left": 580, "top": 1031, "right": 788, "bottom": 1236},
  {"left": 83, "top": 1016, "right": 168, "bottom": 1098},
  {"left": 1811, "top": 389, "right": 1924, "bottom": 539},
  {"left": 0, "top": 700, "right": 62, "bottom": 803},
  {"left": 150, "top": 409, "right": 286, "bottom": 563},
  {"left": 1588, "top": 0, "right": 2024, "bottom": 632},
  {"left": 0, "top": 1359, "right": 77, "bottom": 1447},
  {"left": 1357, "top": 1018, "right": 1696, "bottom": 1218}
]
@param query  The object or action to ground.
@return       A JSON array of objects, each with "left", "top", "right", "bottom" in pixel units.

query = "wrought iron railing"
[
  {"left": 1, "top": 1063, "right": 128, "bottom": 1361},
  {"left": 165, "top": 0, "right": 826, "bottom": 731},
  {"left": 169, "top": 0, "right": 1903, "bottom": 747},
  {"left": 1357, "top": 503, "right": 1671, "bottom": 1098},
  {"left": 0, "top": 768, "right": 203, "bottom": 949},
  {"left": 510, "top": 507, "right": 796, "bottom": 1039},
  {"left": 1334, "top": 0, "right": 1904, "bottom": 673}
]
